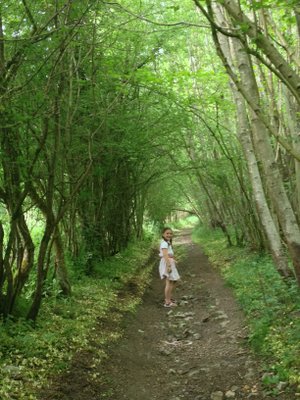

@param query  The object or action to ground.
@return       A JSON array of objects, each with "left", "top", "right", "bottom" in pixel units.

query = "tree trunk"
[
  {"left": 11, "top": 213, "right": 35, "bottom": 307},
  {"left": 27, "top": 221, "right": 54, "bottom": 321},
  {"left": 53, "top": 228, "right": 71, "bottom": 296},
  {"left": 282, "top": 85, "right": 300, "bottom": 221},
  {"left": 234, "top": 92, "right": 290, "bottom": 276}
]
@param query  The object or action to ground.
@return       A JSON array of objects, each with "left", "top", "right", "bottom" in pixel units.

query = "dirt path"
[{"left": 40, "top": 231, "right": 293, "bottom": 400}]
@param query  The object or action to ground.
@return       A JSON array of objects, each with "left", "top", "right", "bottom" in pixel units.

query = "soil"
[{"left": 39, "top": 230, "right": 295, "bottom": 400}]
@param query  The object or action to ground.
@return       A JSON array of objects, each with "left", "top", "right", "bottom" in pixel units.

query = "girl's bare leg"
[
  {"left": 170, "top": 281, "right": 176, "bottom": 303},
  {"left": 170, "top": 281, "right": 176, "bottom": 301},
  {"left": 165, "top": 279, "right": 172, "bottom": 304}
]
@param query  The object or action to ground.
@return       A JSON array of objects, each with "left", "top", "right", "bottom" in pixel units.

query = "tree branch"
[
  {"left": 0, "top": 13, "right": 4, "bottom": 74},
  {"left": 101, "top": 0, "right": 210, "bottom": 29},
  {"left": 22, "top": 0, "right": 38, "bottom": 33}
]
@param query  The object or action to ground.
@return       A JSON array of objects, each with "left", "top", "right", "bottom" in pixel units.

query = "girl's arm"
[{"left": 162, "top": 248, "right": 172, "bottom": 273}]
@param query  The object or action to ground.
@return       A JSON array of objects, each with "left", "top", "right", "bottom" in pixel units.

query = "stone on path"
[
  {"left": 211, "top": 391, "right": 224, "bottom": 400},
  {"left": 225, "top": 389, "right": 236, "bottom": 398}
]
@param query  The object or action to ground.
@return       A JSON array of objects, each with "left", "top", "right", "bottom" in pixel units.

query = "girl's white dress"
[{"left": 159, "top": 240, "right": 180, "bottom": 281}]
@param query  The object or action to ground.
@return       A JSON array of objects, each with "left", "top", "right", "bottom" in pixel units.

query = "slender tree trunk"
[
  {"left": 0, "top": 222, "right": 4, "bottom": 309},
  {"left": 53, "top": 228, "right": 71, "bottom": 296},
  {"left": 282, "top": 86, "right": 300, "bottom": 221},
  {"left": 294, "top": 7, "right": 300, "bottom": 42},
  {"left": 11, "top": 214, "right": 35, "bottom": 306},
  {"left": 2, "top": 221, "right": 17, "bottom": 316},
  {"left": 27, "top": 221, "right": 54, "bottom": 321},
  {"left": 234, "top": 92, "right": 290, "bottom": 276},
  {"left": 0, "top": 13, "right": 4, "bottom": 77}
]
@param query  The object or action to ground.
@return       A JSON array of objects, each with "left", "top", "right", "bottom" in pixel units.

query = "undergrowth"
[
  {"left": 192, "top": 225, "right": 300, "bottom": 393},
  {"left": 0, "top": 238, "right": 155, "bottom": 400}
]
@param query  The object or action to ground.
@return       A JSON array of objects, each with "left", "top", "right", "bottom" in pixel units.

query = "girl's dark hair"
[{"left": 161, "top": 227, "right": 173, "bottom": 244}]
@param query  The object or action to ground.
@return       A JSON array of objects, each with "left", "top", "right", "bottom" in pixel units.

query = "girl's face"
[{"left": 163, "top": 229, "right": 173, "bottom": 241}]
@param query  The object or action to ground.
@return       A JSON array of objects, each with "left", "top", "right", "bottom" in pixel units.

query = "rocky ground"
[{"left": 39, "top": 230, "right": 294, "bottom": 400}]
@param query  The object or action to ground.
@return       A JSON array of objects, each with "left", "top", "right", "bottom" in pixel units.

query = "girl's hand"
[{"left": 167, "top": 264, "right": 172, "bottom": 273}]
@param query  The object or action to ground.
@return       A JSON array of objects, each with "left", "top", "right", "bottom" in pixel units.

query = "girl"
[{"left": 159, "top": 227, "right": 180, "bottom": 307}]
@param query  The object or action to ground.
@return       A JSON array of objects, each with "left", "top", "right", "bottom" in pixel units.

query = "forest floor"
[{"left": 39, "top": 230, "right": 294, "bottom": 400}]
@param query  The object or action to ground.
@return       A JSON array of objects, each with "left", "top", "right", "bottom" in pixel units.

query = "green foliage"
[
  {"left": 172, "top": 215, "right": 199, "bottom": 229},
  {"left": 92, "top": 236, "right": 154, "bottom": 282},
  {"left": 248, "top": 0, "right": 299, "bottom": 9},
  {"left": 193, "top": 225, "right": 300, "bottom": 388}
]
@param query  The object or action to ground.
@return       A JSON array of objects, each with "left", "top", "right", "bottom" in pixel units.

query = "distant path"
[{"left": 40, "top": 230, "right": 293, "bottom": 400}]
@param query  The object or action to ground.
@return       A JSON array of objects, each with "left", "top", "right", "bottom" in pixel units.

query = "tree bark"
[
  {"left": 26, "top": 220, "right": 54, "bottom": 321},
  {"left": 53, "top": 228, "right": 71, "bottom": 296},
  {"left": 233, "top": 86, "right": 290, "bottom": 276}
]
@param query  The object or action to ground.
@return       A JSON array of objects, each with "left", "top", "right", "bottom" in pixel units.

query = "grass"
[{"left": 192, "top": 225, "right": 300, "bottom": 393}]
